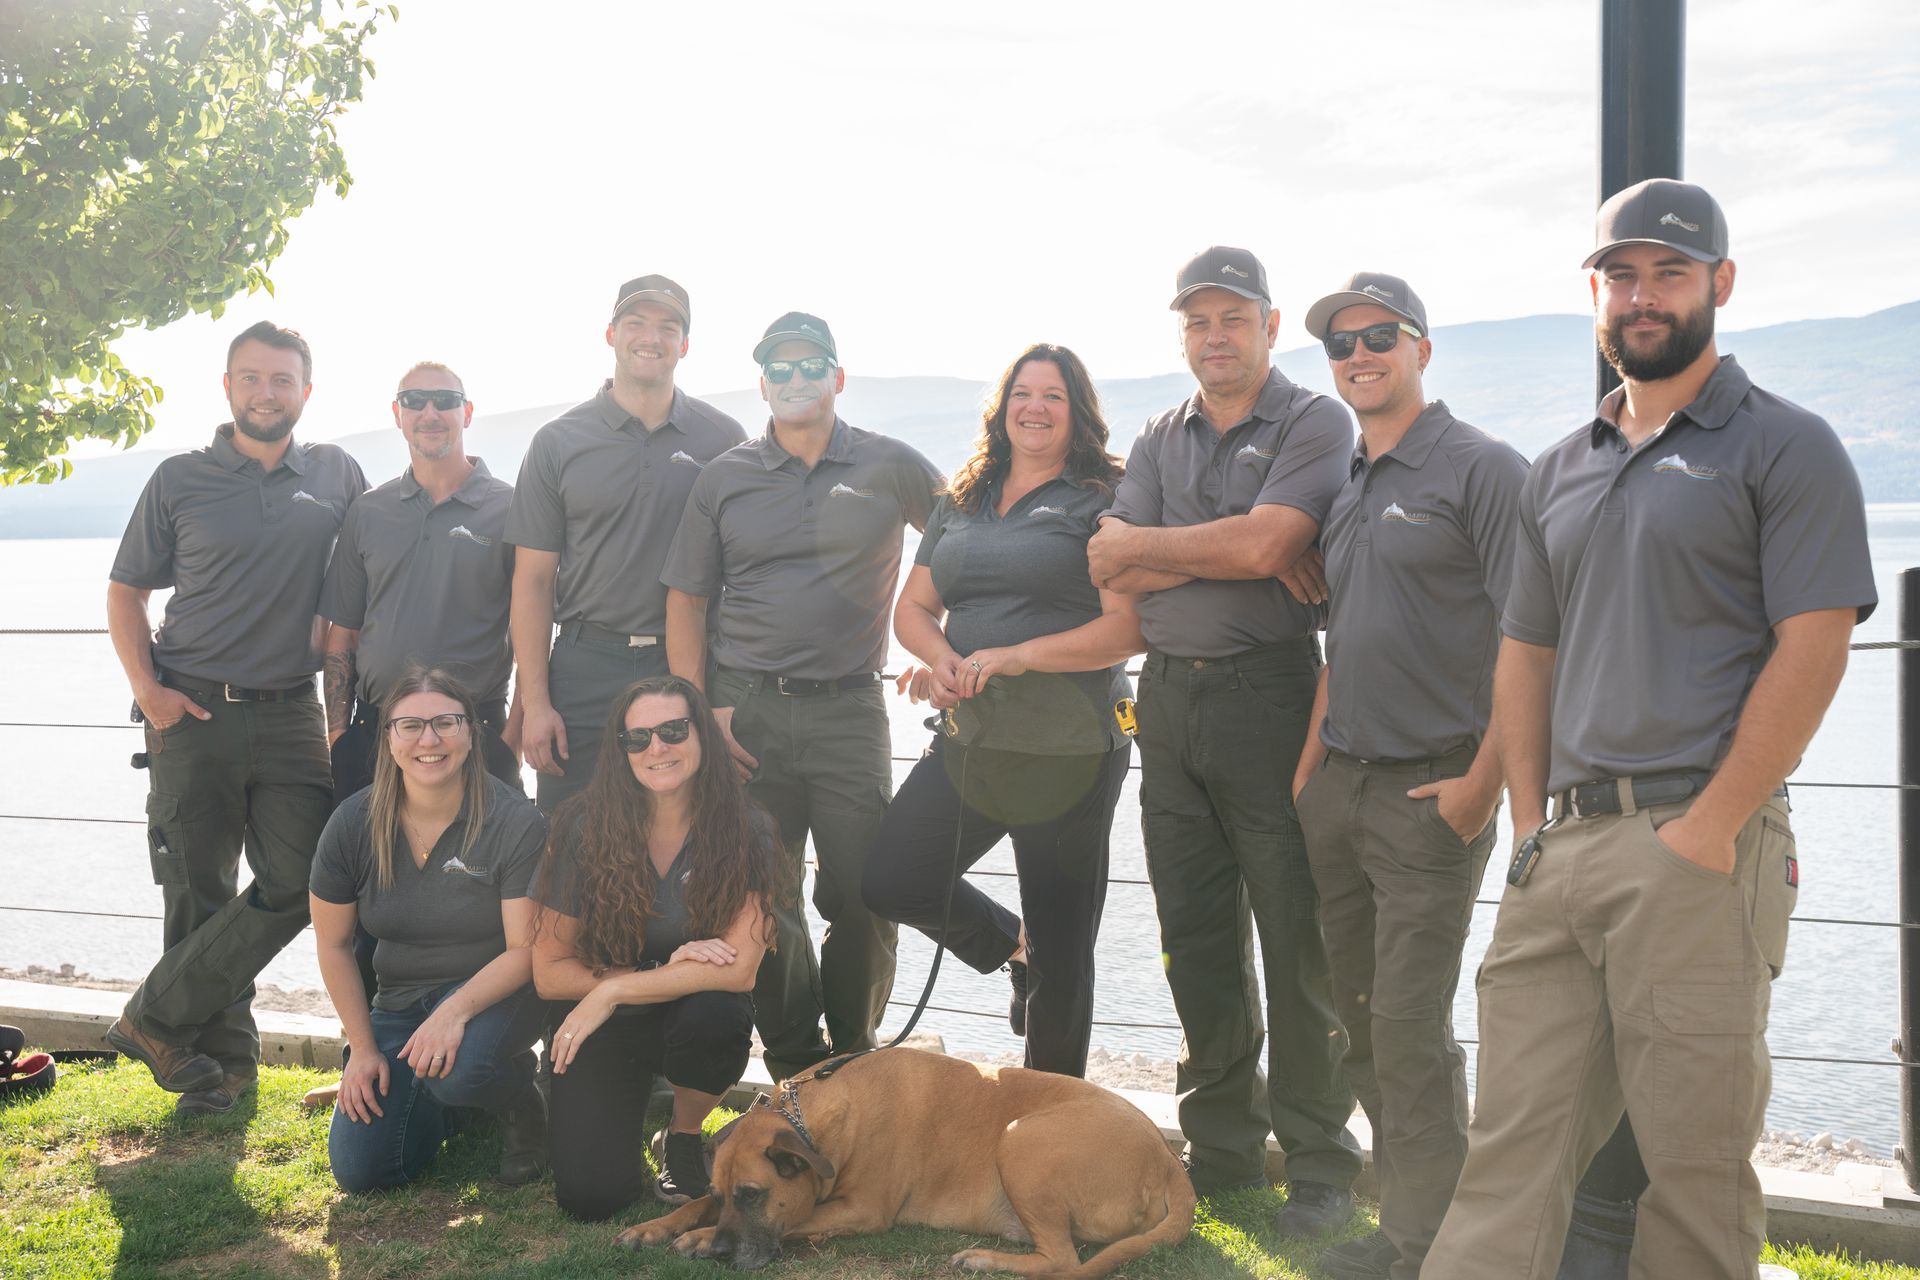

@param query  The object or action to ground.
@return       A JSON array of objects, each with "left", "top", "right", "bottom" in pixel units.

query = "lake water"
[{"left": 2, "top": 519, "right": 1915, "bottom": 1152}]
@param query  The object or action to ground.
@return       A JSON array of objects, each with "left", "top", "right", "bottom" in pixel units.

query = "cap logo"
[
  {"left": 800, "top": 324, "right": 821, "bottom": 336},
  {"left": 1219, "top": 265, "right": 1250, "bottom": 279},
  {"left": 448, "top": 524, "right": 495, "bottom": 547},
  {"left": 1658, "top": 212, "right": 1701, "bottom": 233},
  {"left": 1361, "top": 284, "right": 1395, "bottom": 299}
]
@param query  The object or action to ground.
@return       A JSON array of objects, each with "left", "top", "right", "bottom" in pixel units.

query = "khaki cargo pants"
[{"left": 1424, "top": 792, "right": 1797, "bottom": 1280}]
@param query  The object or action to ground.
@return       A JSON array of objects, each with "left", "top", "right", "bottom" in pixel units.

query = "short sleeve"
[
  {"left": 494, "top": 799, "right": 549, "bottom": 900},
  {"left": 1252, "top": 396, "right": 1353, "bottom": 524},
  {"left": 659, "top": 470, "right": 725, "bottom": 597},
  {"left": 1757, "top": 414, "right": 1877, "bottom": 625},
  {"left": 1104, "top": 428, "right": 1164, "bottom": 527},
  {"left": 109, "top": 469, "right": 177, "bottom": 590},
  {"left": 341, "top": 452, "right": 369, "bottom": 505},
  {"left": 1499, "top": 467, "right": 1561, "bottom": 647},
  {"left": 309, "top": 802, "right": 370, "bottom": 905},
  {"left": 504, "top": 429, "right": 566, "bottom": 553},
  {"left": 318, "top": 506, "right": 370, "bottom": 628},
  {"left": 915, "top": 496, "right": 954, "bottom": 567},
  {"left": 1461, "top": 443, "right": 1531, "bottom": 617},
  {"left": 893, "top": 444, "right": 943, "bottom": 532}
]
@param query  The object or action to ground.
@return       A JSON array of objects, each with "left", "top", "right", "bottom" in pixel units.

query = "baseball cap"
[
  {"left": 1169, "top": 246, "right": 1271, "bottom": 309},
  {"left": 1583, "top": 178, "right": 1729, "bottom": 269},
  {"left": 752, "top": 312, "right": 838, "bottom": 364},
  {"left": 1303, "top": 272, "right": 1428, "bottom": 340},
  {"left": 612, "top": 274, "right": 691, "bottom": 329}
]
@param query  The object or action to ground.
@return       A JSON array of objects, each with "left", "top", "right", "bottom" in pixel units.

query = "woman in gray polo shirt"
[
  {"left": 863, "top": 343, "right": 1142, "bottom": 1078},
  {"left": 310, "top": 667, "right": 550, "bottom": 1192}
]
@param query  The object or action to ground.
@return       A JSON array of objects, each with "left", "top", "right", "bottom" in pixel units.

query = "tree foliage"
[{"left": 0, "top": 0, "right": 394, "bottom": 485}]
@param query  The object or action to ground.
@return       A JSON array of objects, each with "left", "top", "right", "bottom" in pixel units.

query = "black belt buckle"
[{"left": 773, "top": 675, "right": 814, "bottom": 697}]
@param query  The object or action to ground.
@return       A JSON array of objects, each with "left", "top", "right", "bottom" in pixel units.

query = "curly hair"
[
  {"left": 534, "top": 676, "right": 783, "bottom": 970},
  {"left": 945, "top": 343, "right": 1123, "bottom": 515}
]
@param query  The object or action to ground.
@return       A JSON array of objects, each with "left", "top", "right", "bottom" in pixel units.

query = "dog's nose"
[{"left": 707, "top": 1230, "right": 735, "bottom": 1260}]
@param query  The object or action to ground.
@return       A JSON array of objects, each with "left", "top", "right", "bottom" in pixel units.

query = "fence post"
[{"left": 1900, "top": 568, "right": 1920, "bottom": 1189}]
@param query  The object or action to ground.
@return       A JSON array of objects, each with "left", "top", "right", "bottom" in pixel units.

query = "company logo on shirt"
[
  {"left": 441, "top": 856, "right": 491, "bottom": 879},
  {"left": 1029, "top": 504, "right": 1069, "bottom": 517},
  {"left": 1652, "top": 453, "right": 1720, "bottom": 480},
  {"left": 1381, "top": 501, "right": 1433, "bottom": 526},
  {"left": 1237, "top": 443, "right": 1278, "bottom": 462},
  {"left": 448, "top": 525, "right": 494, "bottom": 547},
  {"left": 1659, "top": 212, "right": 1701, "bottom": 233},
  {"left": 290, "top": 489, "right": 337, "bottom": 513},
  {"left": 669, "top": 450, "right": 704, "bottom": 468},
  {"left": 829, "top": 482, "right": 876, "bottom": 500}
]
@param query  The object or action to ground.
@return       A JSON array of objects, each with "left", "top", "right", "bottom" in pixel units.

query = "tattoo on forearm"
[{"left": 324, "top": 650, "right": 356, "bottom": 735}]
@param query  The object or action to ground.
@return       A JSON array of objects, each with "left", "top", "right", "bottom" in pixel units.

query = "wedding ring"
[{"left": 563, "top": 1031, "right": 575, "bottom": 1038}]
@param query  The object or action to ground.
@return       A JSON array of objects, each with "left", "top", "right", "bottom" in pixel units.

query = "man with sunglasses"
[
  {"left": 506, "top": 275, "right": 745, "bottom": 814},
  {"left": 321, "top": 362, "right": 524, "bottom": 803},
  {"left": 1089, "top": 247, "right": 1361, "bottom": 1234},
  {"left": 1288, "top": 274, "right": 1528, "bottom": 1280},
  {"left": 1422, "top": 181, "right": 1874, "bottom": 1279},
  {"left": 663, "top": 311, "right": 941, "bottom": 1078}
]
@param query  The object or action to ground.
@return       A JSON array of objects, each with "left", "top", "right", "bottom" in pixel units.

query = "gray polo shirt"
[
  {"left": 319, "top": 459, "right": 516, "bottom": 708},
  {"left": 1105, "top": 368, "right": 1353, "bottom": 658},
  {"left": 662, "top": 418, "right": 942, "bottom": 679},
  {"left": 111, "top": 426, "right": 367, "bottom": 689},
  {"left": 1502, "top": 356, "right": 1876, "bottom": 792},
  {"left": 505, "top": 383, "right": 745, "bottom": 636},
  {"left": 918, "top": 475, "right": 1130, "bottom": 755},
  {"left": 1320, "top": 402, "right": 1530, "bottom": 760},
  {"left": 533, "top": 822, "right": 695, "bottom": 969},
  {"left": 310, "top": 774, "right": 546, "bottom": 1011}
]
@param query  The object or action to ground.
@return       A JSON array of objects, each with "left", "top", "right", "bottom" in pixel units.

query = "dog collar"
[{"left": 754, "top": 1052, "right": 866, "bottom": 1153}]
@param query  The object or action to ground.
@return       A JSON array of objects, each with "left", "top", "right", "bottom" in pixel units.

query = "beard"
[
  {"left": 1598, "top": 301, "right": 1715, "bottom": 383},
  {"left": 233, "top": 404, "right": 299, "bottom": 443}
]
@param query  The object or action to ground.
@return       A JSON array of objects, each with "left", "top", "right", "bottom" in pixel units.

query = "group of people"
[{"left": 100, "top": 176, "right": 1871, "bottom": 1280}]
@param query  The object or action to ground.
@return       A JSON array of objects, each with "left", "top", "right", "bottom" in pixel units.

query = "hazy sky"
[{"left": 76, "top": 0, "right": 1920, "bottom": 460}]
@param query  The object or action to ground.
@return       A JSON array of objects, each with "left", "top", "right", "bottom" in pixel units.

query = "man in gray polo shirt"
[
  {"left": 1092, "top": 247, "right": 1361, "bottom": 1234},
  {"left": 1424, "top": 181, "right": 1875, "bottom": 1280},
  {"left": 507, "top": 275, "right": 745, "bottom": 813},
  {"left": 664, "top": 312, "right": 942, "bottom": 1078},
  {"left": 322, "top": 361, "right": 523, "bottom": 802},
  {"left": 105, "top": 321, "right": 366, "bottom": 1114},
  {"left": 1288, "top": 273, "right": 1528, "bottom": 1280}
]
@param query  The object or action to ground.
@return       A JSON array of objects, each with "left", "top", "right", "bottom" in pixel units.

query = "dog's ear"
[
  {"left": 711, "top": 1116, "right": 742, "bottom": 1148},
  {"left": 764, "top": 1126, "right": 835, "bottom": 1182}
]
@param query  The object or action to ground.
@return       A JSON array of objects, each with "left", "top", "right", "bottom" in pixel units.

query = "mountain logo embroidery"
[
  {"left": 442, "top": 856, "right": 490, "bottom": 879},
  {"left": 448, "top": 525, "right": 494, "bottom": 547},
  {"left": 1361, "top": 283, "right": 1396, "bottom": 300},
  {"left": 1219, "top": 264, "right": 1250, "bottom": 279},
  {"left": 1381, "top": 501, "right": 1432, "bottom": 526},
  {"left": 1029, "top": 504, "right": 1069, "bottom": 517},
  {"left": 1652, "top": 453, "right": 1720, "bottom": 480},
  {"left": 290, "top": 490, "right": 336, "bottom": 512},
  {"left": 830, "top": 482, "right": 875, "bottom": 500},
  {"left": 669, "top": 450, "right": 704, "bottom": 468},
  {"left": 1659, "top": 212, "right": 1701, "bottom": 232},
  {"left": 1237, "top": 443, "right": 1278, "bottom": 461}
]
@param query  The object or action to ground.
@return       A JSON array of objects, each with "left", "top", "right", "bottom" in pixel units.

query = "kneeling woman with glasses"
[
  {"left": 532, "top": 675, "right": 781, "bottom": 1221},
  {"left": 311, "top": 667, "right": 551, "bottom": 1191}
]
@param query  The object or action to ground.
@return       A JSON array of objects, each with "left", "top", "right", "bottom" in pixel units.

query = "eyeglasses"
[
  {"left": 619, "top": 718, "right": 694, "bottom": 752},
  {"left": 762, "top": 358, "right": 835, "bottom": 384},
  {"left": 1322, "top": 321, "right": 1422, "bottom": 362},
  {"left": 396, "top": 389, "right": 468, "bottom": 411},
  {"left": 386, "top": 713, "right": 471, "bottom": 740}
]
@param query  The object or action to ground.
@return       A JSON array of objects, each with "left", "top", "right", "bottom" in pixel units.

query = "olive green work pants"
[{"left": 1136, "top": 640, "right": 1363, "bottom": 1191}]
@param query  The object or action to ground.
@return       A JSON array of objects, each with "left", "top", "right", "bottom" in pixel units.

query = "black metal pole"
[{"left": 1898, "top": 569, "right": 1920, "bottom": 1188}]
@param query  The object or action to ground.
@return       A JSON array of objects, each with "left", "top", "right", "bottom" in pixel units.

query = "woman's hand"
[
  {"left": 671, "top": 938, "right": 739, "bottom": 966},
  {"left": 398, "top": 1003, "right": 468, "bottom": 1080},
  {"left": 957, "top": 645, "right": 1029, "bottom": 698},
  {"left": 337, "top": 1046, "right": 390, "bottom": 1124},
  {"left": 550, "top": 988, "right": 617, "bottom": 1075}
]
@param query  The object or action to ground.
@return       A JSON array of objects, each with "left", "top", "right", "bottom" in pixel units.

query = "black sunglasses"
[
  {"left": 396, "top": 389, "right": 468, "bottom": 411},
  {"left": 1322, "top": 321, "right": 1422, "bottom": 362},
  {"left": 762, "top": 357, "right": 835, "bottom": 384},
  {"left": 619, "top": 717, "right": 694, "bottom": 752}
]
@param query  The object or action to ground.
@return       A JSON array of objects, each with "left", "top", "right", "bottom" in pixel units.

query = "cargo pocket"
[
  {"left": 1649, "top": 982, "right": 1765, "bottom": 1159},
  {"left": 145, "top": 793, "right": 188, "bottom": 886}
]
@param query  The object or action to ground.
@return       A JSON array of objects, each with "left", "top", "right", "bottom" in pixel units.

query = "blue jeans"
[{"left": 328, "top": 981, "right": 547, "bottom": 1192}]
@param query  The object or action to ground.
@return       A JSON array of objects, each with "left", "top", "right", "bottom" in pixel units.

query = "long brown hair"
[
  {"left": 368, "top": 667, "right": 489, "bottom": 892},
  {"left": 536, "top": 676, "right": 781, "bottom": 970},
  {"left": 946, "top": 343, "right": 1123, "bottom": 514}
]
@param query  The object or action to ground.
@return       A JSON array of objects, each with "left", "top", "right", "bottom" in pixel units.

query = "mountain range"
[{"left": 4, "top": 302, "right": 1914, "bottom": 538}]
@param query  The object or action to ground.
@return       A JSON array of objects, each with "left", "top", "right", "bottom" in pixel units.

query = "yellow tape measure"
[{"left": 1113, "top": 698, "right": 1138, "bottom": 738}]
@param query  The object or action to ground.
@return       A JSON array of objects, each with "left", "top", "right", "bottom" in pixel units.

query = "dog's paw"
[
  {"left": 616, "top": 1220, "right": 676, "bottom": 1250},
  {"left": 675, "top": 1227, "right": 722, "bottom": 1258},
  {"left": 949, "top": 1248, "right": 1001, "bottom": 1272}
]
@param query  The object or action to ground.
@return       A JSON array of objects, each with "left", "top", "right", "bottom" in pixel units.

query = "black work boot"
[{"left": 496, "top": 1077, "right": 547, "bottom": 1186}]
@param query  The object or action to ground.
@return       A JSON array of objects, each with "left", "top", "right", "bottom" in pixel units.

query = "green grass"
[{"left": 1, "top": 1059, "right": 1912, "bottom": 1279}]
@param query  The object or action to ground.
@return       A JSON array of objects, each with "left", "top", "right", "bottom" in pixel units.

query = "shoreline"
[{"left": 6, "top": 964, "right": 1889, "bottom": 1176}]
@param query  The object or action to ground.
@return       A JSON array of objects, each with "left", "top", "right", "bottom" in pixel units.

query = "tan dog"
[{"left": 619, "top": 1047, "right": 1194, "bottom": 1278}]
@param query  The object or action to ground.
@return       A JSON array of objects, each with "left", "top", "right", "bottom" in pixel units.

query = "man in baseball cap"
[
  {"left": 1424, "top": 181, "right": 1875, "bottom": 1278},
  {"left": 505, "top": 274, "right": 745, "bottom": 815}
]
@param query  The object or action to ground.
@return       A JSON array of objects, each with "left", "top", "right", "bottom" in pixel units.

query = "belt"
[
  {"left": 1328, "top": 744, "right": 1477, "bottom": 771},
  {"left": 353, "top": 698, "right": 509, "bottom": 729},
  {"left": 563, "top": 620, "right": 661, "bottom": 649},
  {"left": 721, "top": 667, "right": 880, "bottom": 697},
  {"left": 158, "top": 667, "right": 313, "bottom": 703},
  {"left": 1552, "top": 770, "right": 1715, "bottom": 819}
]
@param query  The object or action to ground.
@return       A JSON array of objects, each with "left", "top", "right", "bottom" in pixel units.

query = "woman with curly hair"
[
  {"left": 863, "top": 342, "right": 1143, "bottom": 1078},
  {"left": 532, "top": 674, "right": 781, "bottom": 1221}
]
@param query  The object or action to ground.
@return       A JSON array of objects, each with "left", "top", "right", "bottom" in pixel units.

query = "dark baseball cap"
[
  {"left": 752, "top": 312, "right": 838, "bottom": 364},
  {"left": 1583, "top": 178, "right": 1729, "bottom": 269},
  {"left": 1304, "top": 272, "right": 1428, "bottom": 340},
  {"left": 1169, "top": 246, "right": 1271, "bottom": 309},
  {"left": 612, "top": 274, "right": 691, "bottom": 329}
]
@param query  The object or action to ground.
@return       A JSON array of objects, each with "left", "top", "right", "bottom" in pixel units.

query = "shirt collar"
[
  {"left": 593, "top": 380, "right": 686, "bottom": 436},
  {"left": 751, "top": 416, "right": 853, "bottom": 470},
  {"left": 399, "top": 457, "right": 495, "bottom": 506},
  {"left": 1179, "top": 366, "right": 1291, "bottom": 434},
  {"left": 212, "top": 424, "right": 307, "bottom": 474},
  {"left": 1588, "top": 354, "right": 1751, "bottom": 447},
  {"left": 1350, "top": 401, "right": 1452, "bottom": 474}
]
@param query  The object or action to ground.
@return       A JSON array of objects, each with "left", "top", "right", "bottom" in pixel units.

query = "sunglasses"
[
  {"left": 619, "top": 717, "right": 694, "bottom": 752},
  {"left": 396, "top": 389, "right": 468, "bottom": 411},
  {"left": 762, "top": 357, "right": 835, "bottom": 384},
  {"left": 387, "top": 712, "right": 470, "bottom": 740},
  {"left": 1322, "top": 321, "right": 1422, "bottom": 362}
]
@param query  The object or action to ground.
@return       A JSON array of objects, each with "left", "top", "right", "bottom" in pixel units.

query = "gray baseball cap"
[
  {"left": 1583, "top": 178, "right": 1729, "bottom": 269},
  {"left": 1170, "top": 246, "right": 1271, "bottom": 309},
  {"left": 613, "top": 274, "right": 691, "bottom": 329},
  {"left": 1304, "top": 272, "right": 1428, "bottom": 340},
  {"left": 752, "top": 311, "right": 837, "bottom": 364}
]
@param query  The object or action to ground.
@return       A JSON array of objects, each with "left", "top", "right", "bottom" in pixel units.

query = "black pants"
[
  {"left": 329, "top": 698, "right": 523, "bottom": 808},
  {"left": 547, "top": 990, "right": 753, "bottom": 1222},
  {"left": 862, "top": 736, "right": 1130, "bottom": 1078}
]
